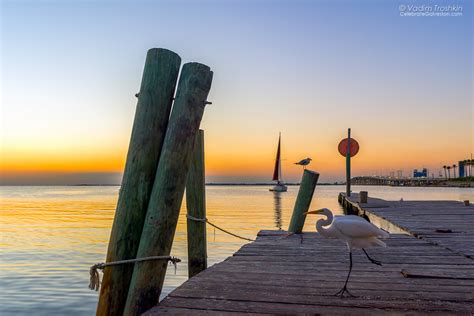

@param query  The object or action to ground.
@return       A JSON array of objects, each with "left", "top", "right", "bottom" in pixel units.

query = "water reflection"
[
  {"left": 273, "top": 192, "right": 283, "bottom": 230},
  {"left": 0, "top": 185, "right": 472, "bottom": 315}
]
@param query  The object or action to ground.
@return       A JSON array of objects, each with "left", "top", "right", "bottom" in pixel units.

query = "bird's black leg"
[
  {"left": 362, "top": 248, "right": 382, "bottom": 266},
  {"left": 335, "top": 251, "right": 356, "bottom": 298}
]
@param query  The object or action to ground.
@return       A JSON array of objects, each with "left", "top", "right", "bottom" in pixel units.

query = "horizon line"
[{"left": 0, "top": 182, "right": 346, "bottom": 187}]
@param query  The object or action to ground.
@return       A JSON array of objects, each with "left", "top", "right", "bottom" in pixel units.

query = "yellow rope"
[{"left": 186, "top": 214, "right": 255, "bottom": 242}]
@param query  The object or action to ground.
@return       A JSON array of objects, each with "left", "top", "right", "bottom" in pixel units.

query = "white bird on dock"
[
  {"left": 295, "top": 158, "right": 312, "bottom": 169},
  {"left": 305, "top": 208, "right": 389, "bottom": 297}
]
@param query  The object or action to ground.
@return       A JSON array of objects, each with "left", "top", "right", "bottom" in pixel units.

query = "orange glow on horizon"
[
  {"left": 1, "top": 145, "right": 126, "bottom": 174},
  {"left": 1, "top": 130, "right": 470, "bottom": 182}
]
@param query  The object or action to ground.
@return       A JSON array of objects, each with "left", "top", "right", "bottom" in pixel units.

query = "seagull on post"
[{"left": 295, "top": 158, "right": 312, "bottom": 169}]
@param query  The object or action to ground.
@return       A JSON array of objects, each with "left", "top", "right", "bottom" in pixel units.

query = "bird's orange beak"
[{"left": 303, "top": 209, "right": 324, "bottom": 215}]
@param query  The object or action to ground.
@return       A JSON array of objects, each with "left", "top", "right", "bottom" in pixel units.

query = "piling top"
[
  {"left": 303, "top": 169, "right": 319, "bottom": 176},
  {"left": 147, "top": 47, "right": 181, "bottom": 57},
  {"left": 182, "top": 61, "right": 211, "bottom": 72}
]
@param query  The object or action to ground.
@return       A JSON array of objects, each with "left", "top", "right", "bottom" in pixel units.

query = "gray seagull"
[{"left": 295, "top": 157, "right": 312, "bottom": 169}]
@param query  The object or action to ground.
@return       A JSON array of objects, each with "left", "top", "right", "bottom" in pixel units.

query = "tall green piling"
[
  {"left": 124, "top": 63, "right": 213, "bottom": 315},
  {"left": 186, "top": 129, "right": 207, "bottom": 278},
  {"left": 97, "top": 48, "right": 180, "bottom": 316},
  {"left": 288, "top": 170, "right": 319, "bottom": 233}
]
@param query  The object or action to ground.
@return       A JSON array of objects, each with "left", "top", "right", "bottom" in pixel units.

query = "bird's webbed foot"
[
  {"left": 368, "top": 257, "right": 382, "bottom": 266},
  {"left": 334, "top": 285, "right": 356, "bottom": 298}
]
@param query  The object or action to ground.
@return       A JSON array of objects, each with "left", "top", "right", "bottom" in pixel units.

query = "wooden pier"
[
  {"left": 146, "top": 195, "right": 474, "bottom": 315},
  {"left": 340, "top": 193, "right": 474, "bottom": 259}
]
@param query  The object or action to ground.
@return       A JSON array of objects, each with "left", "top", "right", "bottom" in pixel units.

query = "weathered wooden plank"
[
  {"left": 226, "top": 258, "right": 474, "bottom": 270},
  {"left": 176, "top": 279, "right": 474, "bottom": 302},
  {"left": 401, "top": 268, "right": 474, "bottom": 280},
  {"left": 154, "top": 297, "right": 425, "bottom": 315},
  {"left": 195, "top": 267, "right": 474, "bottom": 286},
  {"left": 185, "top": 275, "right": 474, "bottom": 295},
  {"left": 207, "top": 265, "right": 473, "bottom": 280},
  {"left": 189, "top": 269, "right": 474, "bottom": 288},
  {"left": 169, "top": 288, "right": 474, "bottom": 311},
  {"left": 231, "top": 254, "right": 472, "bottom": 264},
  {"left": 144, "top": 305, "right": 270, "bottom": 316}
]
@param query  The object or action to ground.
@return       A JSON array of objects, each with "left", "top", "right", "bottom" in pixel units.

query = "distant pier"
[
  {"left": 146, "top": 194, "right": 474, "bottom": 314},
  {"left": 351, "top": 176, "right": 471, "bottom": 187}
]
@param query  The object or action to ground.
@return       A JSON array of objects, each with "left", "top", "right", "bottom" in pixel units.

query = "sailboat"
[{"left": 270, "top": 133, "right": 288, "bottom": 192}]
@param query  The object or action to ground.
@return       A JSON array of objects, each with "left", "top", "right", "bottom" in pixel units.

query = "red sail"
[{"left": 272, "top": 135, "right": 281, "bottom": 181}]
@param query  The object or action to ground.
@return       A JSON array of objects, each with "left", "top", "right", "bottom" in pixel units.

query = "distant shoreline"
[
  {"left": 0, "top": 182, "right": 471, "bottom": 187},
  {"left": 71, "top": 183, "right": 342, "bottom": 186},
  {"left": 0, "top": 183, "right": 341, "bottom": 187}
]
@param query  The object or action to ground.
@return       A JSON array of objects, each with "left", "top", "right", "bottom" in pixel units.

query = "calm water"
[{"left": 1, "top": 185, "right": 473, "bottom": 315}]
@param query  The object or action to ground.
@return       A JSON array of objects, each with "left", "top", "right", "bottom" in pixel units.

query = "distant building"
[
  {"left": 413, "top": 168, "right": 428, "bottom": 178},
  {"left": 459, "top": 161, "right": 465, "bottom": 177},
  {"left": 397, "top": 170, "right": 403, "bottom": 179}
]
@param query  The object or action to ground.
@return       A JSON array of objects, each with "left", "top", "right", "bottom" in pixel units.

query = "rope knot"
[{"left": 89, "top": 263, "right": 104, "bottom": 291}]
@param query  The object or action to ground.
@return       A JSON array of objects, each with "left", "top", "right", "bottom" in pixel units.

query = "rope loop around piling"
[
  {"left": 186, "top": 214, "right": 255, "bottom": 242},
  {"left": 89, "top": 256, "right": 181, "bottom": 291}
]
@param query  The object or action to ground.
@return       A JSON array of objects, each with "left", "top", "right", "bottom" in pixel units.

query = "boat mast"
[
  {"left": 272, "top": 133, "right": 281, "bottom": 183},
  {"left": 278, "top": 133, "right": 283, "bottom": 183}
]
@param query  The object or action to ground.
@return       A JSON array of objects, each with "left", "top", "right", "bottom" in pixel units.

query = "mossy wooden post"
[
  {"left": 186, "top": 129, "right": 207, "bottom": 278},
  {"left": 96, "top": 48, "right": 181, "bottom": 316},
  {"left": 288, "top": 170, "right": 319, "bottom": 233},
  {"left": 124, "top": 63, "right": 213, "bottom": 315}
]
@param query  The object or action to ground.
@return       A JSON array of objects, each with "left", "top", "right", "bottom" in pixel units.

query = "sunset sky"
[{"left": 1, "top": 0, "right": 472, "bottom": 184}]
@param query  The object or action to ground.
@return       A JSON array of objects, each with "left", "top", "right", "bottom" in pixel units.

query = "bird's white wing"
[
  {"left": 333, "top": 217, "right": 388, "bottom": 239},
  {"left": 334, "top": 215, "right": 367, "bottom": 223},
  {"left": 333, "top": 215, "right": 376, "bottom": 228}
]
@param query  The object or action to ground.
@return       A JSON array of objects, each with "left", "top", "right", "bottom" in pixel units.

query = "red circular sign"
[{"left": 338, "top": 138, "right": 359, "bottom": 157}]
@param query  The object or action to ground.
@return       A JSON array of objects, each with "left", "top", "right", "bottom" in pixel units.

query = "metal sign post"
[
  {"left": 338, "top": 129, "right": 359, "bottom": 198},
  {"left": 346, "top": 128, "right": 351, "bottom": 196}
]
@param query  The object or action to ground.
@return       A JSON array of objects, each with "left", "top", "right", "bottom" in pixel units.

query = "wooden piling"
[
  {"left": 288, "top": 170, "right": 319, "bottom": 233},
  {"left": 96, "top": 48, "right": 180, "bottom": 316},
  {"left": 124, "top": 62, "right": 213, "bottom": 315},
  {"left": 186, "top": 129, "right": 207, "bottom": 278},
  {"left": 359, "top": 191, "right": 368, "bottom": 203}
]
